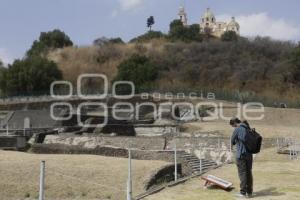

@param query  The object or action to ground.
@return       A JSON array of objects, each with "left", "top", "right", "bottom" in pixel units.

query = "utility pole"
[
  {"left": 127, "top": 149, "right": 132, "bottom": 200},
  {"left": 39, "top": 161, "right": 45, "bottom": 200}
]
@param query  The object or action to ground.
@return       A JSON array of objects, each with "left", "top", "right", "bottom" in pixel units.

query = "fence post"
[
  {"left": 127, "top": 149, "right": 132, "bottom": 200},
  {"left": 289, "top": 139, "right": 292, "bottom": 160},
  {"left": 293, "top": 140, "right": 296, "bottom": 160},
  {"left": 229, "top": 138, "right": 232, "bottom": 153},
  {"left": 296, "top": 141, "right": 299, "bottom": 160},
  {"left": 39, "top": 161, "right": 45, "bottom": 200},
  {"left": 292, "top": 140, "right": 294, "bottom": 160},
  {"left": 199, "top": 158, "right": 202, "bottom": 174},
  {"left": 174, "top": 143, "right": 177, "bottom": 181}
]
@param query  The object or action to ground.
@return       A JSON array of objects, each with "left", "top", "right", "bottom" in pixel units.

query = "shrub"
[
  {"left": 153, "top": 37, "right": 299, "bottom": 101},
  {"left": 130, "top": 31, "right": 166, "bottom": 43},
  {"left": 94, "top": 37, "right": 125, "bottom": 47},
  {"left": 221, "top": 31, "right": 238, "bottom": 42},
  {"left": 114, "top": 54, "right": 159, "bottom": 92},
  {"left": 109, "top": 37, "right": 125, "bottom": 44}
]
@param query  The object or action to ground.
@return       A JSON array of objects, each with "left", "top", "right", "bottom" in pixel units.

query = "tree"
[
  {"left": 27, "top": 29, "right": 73, "bottom": 57},
  {"left": 0, "top": 61, "right": 7, "bottom": 96},
  {"left": 169, "top": 19, "right": 185, "bottom": 40},
  {"left": 186, "top": 24, "right": 202, "bottom": 42},
  {"left": 291, "top": 45, "right": 300, "bottom": 81},
  {"left": 93, "top": 37, "right": 109, "bottom": 47},
  {"left": 221, "top": 31, "right": 238, "bottom": 42},
  {"left": 93, "top": 37, "right": 124, "bottom": 47},
  {"left": 114, "top": 54, "right": 159, "bottom": 92},
  {"left": 169, "top": 20, "right": 202, "bottom": 42},
  {"left": 109, "top": 37, "right": 125, "bottom": 44},
  {"left": 0, "top": 57, "right": 62, "bottom": 96},
  {"left": 147, "top": 16, "right": 155, "bottom": 31}
]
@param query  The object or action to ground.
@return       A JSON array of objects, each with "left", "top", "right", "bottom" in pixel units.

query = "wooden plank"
[{"left": 201, "top": 175, "right": 233, "bottom": 189}]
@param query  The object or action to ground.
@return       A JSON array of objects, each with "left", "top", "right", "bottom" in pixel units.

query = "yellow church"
[{"left": 178, "top": 6, "right": 240, "bottom": 37}]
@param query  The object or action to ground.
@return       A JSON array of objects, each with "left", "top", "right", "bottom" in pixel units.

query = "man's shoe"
[
  {"left": 235, "top": 193, "right": 247, "bottom": 198},
  {"left": 246, "top": 193, "right": 253, "bottom": 198}
]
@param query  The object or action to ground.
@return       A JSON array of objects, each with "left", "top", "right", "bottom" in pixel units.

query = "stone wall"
[
  {"left": 135, "top": 126, "right": 178, "bottom": 137},
  {"left": 44, "top": 135, "right": 166, "bottom": 150},
  {"left": 43, "top": 135, "right": 278, "bottom": 165}
]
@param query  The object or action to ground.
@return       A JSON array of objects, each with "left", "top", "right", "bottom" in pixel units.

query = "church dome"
[
  {"left": 202, "top": 8, "right": 215, "bottom": 20},
  {"left": 227, "top": 17, "right": 240, "bottom": 30}
]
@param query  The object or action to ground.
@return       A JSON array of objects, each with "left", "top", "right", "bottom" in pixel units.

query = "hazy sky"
[{"left": 1, "top": 0, "right": 300, "bottom": 64}]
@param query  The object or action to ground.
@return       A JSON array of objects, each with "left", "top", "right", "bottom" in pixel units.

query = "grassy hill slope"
[{"left": 48, "top": 37, "right": 300, "bottom": 106}]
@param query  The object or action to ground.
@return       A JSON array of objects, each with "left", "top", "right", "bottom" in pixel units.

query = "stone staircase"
[{"left": 180, "top": 152, "right": 218, "bottom": 174}]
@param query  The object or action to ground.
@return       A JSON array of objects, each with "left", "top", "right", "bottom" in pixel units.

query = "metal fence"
[{"left": 276, "top": 137, "right": 299, "bottom": 160}]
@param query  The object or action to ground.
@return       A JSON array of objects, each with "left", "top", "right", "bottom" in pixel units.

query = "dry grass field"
[
  {"left": 0, "top": 150, "right": 169, "bottom": 200},
  {"left": 145, "top": 148, "right": 300, "bottom": 200},
  {"left": 1, "top": 101, "right": 299, "bottom": 200}
]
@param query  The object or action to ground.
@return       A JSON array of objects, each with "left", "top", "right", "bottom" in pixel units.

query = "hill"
[{"left": 47, "top": 37, "right": 300, "bottom": 107}]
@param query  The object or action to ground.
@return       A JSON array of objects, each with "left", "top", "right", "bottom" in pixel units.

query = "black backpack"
[{"left": 240, "top": 125, "right": 263, "bottom": 154}]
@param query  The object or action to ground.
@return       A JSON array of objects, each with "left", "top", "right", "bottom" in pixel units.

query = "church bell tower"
[{"left": 178, "top": 6, "right": 188, "bottom": 26}]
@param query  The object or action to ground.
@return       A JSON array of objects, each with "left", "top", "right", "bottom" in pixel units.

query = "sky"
[{"left": 0, "top": 0, "right": 300, "bottom": 65}]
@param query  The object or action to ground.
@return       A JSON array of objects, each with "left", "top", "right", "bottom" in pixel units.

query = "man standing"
[{"left": 230, "top": 118, "right": 253, "bottom": 198}]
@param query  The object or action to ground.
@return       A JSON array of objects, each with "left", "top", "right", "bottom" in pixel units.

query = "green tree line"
[{"left": 0, "top": 29, "right": 71, "bottom": 96}]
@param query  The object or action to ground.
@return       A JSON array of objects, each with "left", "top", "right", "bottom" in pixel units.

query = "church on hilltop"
[{"left": 178, "top": 6, "right": 240, "bottom": 38}]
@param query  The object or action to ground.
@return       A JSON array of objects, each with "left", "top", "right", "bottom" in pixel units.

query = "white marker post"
[
  {"left": 174, "top": 143, "right": 178, "bottom": 181},
  {"left": 39, "top": 161, "right": 45, "bottom": 200},
  {"left": 127, "top": 149, "right": 132, "bottom": 200},
  {"left": 289, "top": 139, "right": 293, "bottom": 160}
]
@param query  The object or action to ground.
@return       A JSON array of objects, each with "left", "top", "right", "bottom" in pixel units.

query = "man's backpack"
[{"left": 240, "top": 125, "right": 263, "bottom": 154}]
